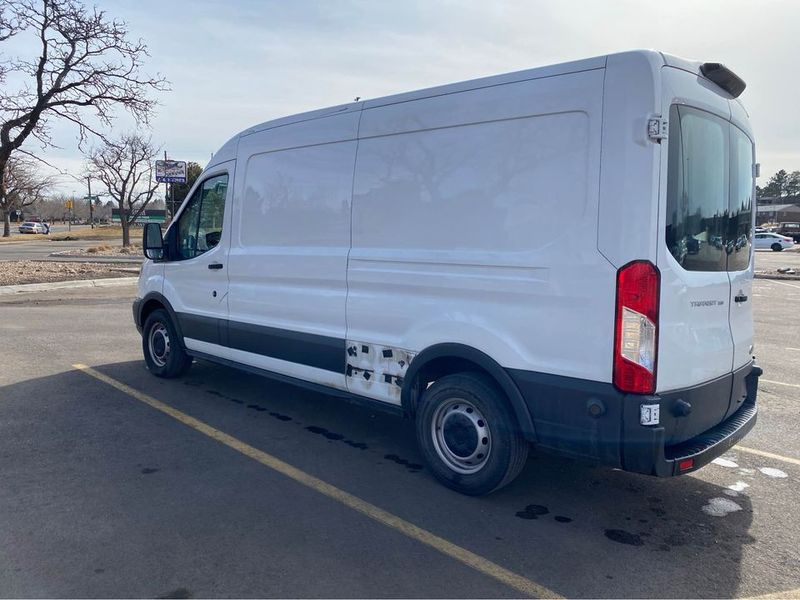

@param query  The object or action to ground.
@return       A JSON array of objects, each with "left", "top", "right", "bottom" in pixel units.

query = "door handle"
[
  {"left": 208, "top": 263, "right": 224, "bottom": 270},
  {"left": 734, "top": 293, "right": 748, "bottom": 303}
]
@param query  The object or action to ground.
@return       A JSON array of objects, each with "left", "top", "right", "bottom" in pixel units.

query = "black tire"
[
  {"left": 415, "top": 372, "right": 529, "bottom": 496},
  {"left": 771, "top": 243, "right": 783, "bottom": 252},
  {"left": 142, "top": 308, "right": 192, "bottom": 378}
]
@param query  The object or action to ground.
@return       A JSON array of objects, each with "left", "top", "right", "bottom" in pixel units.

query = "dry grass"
[
  {"left": 80, "top": 243, "right": 141, "bottom": 257},
  {"left": 0, "top": 233, "right": 41, "bottom": 243},
  {"left": 0, "top": 226, "right": 132, "bottom": 243},
  {"left": 86, "top": 244, "right": 113, "bottom": 253},
  {"left": 50, "top": 226, "right": 128, "bottom": 241}
]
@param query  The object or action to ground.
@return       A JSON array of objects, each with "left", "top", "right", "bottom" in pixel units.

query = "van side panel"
[
  {"left": 347, "top": 70, "right": 614, "bottom": 403},
  {"left": 225, "top": 113, "right": 360, "bottom": 391}
]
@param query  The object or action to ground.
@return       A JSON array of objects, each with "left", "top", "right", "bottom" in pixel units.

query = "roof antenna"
[{"left": 354, "top": 96, "right": 361, "bottom": 102}]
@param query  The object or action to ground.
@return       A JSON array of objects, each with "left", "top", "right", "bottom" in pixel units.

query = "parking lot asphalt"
[
  {"left": 754, "top": 246, "right": 800, "bottom": 273},
  {"left": 0, "top": 283, "right": 798, "bottom": 598}
]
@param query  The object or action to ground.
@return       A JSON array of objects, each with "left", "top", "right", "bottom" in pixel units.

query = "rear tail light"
[{"left": 613, "top": 260, "right": 660, "bottom": 394}]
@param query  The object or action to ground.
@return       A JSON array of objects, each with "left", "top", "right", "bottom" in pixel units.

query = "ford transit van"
[{"left": 134, "top": 50, "right": 761, "bottom": 495}]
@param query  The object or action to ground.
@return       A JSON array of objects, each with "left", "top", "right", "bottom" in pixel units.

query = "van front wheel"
[
  {"left": 416, "top": 373, "right": 528, "bottom": 496},
  {"left": 142, "top": 309, "right": 192, "bottom": 378}
]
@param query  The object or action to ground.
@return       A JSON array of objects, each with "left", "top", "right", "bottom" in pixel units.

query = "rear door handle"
[
  {"left": 208, "top": 263, "right": 224, "bottom": 270},
  {"left": 734, "top": 294, "right": 748, "bottom": 303}
]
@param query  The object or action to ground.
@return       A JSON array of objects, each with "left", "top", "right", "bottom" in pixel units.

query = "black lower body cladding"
[
  {"left": 507, "top": 362, "right": 761, "bottom": 476},
  {"left": 132, "top": 298, "right": 143, "bottom": 333}
]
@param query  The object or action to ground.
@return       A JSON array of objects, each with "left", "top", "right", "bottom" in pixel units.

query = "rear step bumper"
[
  {"left": 623, "top": 363, "right": 761, "bottom": 477},
  {"left": 508, "top": 361, "right": 761, "bottom": 477}
]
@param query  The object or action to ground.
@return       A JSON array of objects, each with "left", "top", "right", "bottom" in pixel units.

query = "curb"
[
  {"left": 40, "top": 255, "right": 144, "bottom": 264},
  {"left": 0, "top": 276, "right": 138, "bottom": 295},
  {"left": 754, "top": 273, "right": 800, "bottom": 282}
]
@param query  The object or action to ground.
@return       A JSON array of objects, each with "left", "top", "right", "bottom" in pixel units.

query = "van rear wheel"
[
  {"left": 416, "top": 372, "right": 528, "bottom": 496},
  {"left": 771, "top": 243, "right": 783, "bottom": 251},
  {"left": 142, "top": 309, "right": 192, "bottom": 378}
]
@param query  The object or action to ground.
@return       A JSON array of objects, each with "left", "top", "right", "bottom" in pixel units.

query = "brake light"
[{"left": 613, "top": 260, "right": 660, "bottom": 394}]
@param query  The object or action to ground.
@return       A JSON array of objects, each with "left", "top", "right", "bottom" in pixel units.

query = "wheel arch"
[
  {"left": 138, "top": 292, "right": 186, "bottom": 349},
  {"left": 401, "top": 343, "right": 537, "bottom": 442}
]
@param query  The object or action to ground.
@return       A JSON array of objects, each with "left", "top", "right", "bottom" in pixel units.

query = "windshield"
[{"left": 665, "top": 104, "right": 754, "bottom": 272}]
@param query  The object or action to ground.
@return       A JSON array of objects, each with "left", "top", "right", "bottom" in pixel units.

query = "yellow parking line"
[
  {"left": 73, "top": 363, "right": 561, "bottom": 599},
  {"left": 737, "top": 446, "right": 800, "bottom": 467},
  {"left": 761, "top": 378, "right": 800, "bottom": 389}
]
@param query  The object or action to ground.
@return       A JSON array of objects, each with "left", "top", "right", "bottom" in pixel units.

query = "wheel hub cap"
[
  {"left": 148, "top": 323, "right": 170, "bottom": 367},
  {"left": 431, "top": 398, "right": 491, "bottom": 474}
]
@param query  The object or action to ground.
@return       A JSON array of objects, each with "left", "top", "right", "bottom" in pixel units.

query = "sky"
[{"left": 6, "top": 0, "right": 800, "bottom": 196}]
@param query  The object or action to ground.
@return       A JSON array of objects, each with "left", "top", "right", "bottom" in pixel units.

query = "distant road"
[{"left": 0, "top": 239, "right": 96, "bottom": 261}]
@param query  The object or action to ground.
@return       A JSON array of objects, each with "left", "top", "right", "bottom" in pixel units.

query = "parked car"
[
  {"left": 134, "top": 50, "right": 760, "bottom": 495},
  {"left": 754, "top": 232, "right": 795, "bottom": 251},
  {"left": 18, "top": 221, "right": 47, "bottom": 234},
  {"left": 776, "top": 222, "right": 800, "bottom": 243}
]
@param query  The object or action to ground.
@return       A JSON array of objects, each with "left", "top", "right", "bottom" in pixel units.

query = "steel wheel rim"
[
  {"left": 148, "top": 322, "right": 170, "bottom": 368},
  {"left": 431, "top": 397, "right": 492, "bottom": 474}
]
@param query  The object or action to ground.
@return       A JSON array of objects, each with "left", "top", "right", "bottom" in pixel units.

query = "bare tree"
[
  {"left": 0, "top": 0, "right": 168, "bottom": 236},
  {"left": 88, "top": 133, "right": 159, "bottom": 246},
  {"left": 0, "top": 155, "right": 53, "bottom": 232}
]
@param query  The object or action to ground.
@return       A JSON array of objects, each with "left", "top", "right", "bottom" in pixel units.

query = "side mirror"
[{"left": 143, "top": 222, "right": 165, "bottom": 260}]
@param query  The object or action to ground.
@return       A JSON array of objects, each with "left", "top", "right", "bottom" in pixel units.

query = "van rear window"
[{"left": 665, "top": 105, "right": 754, "bottom": 272}]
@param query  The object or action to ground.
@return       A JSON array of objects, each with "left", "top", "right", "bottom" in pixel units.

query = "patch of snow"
[
  {"left": 724, "top": 482, "right": 750, "bottom": 498},
  {"left": 712, "top": 457, "right": 738, "bottom": 468},
  {"left": 702, "top": 497, "right": 743, "bottom": 517},
  {"left": 758, "top": 467, "right": 788, "bottom": 479}
]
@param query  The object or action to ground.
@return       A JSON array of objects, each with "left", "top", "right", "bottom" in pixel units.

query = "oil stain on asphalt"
[
  {"left": 383, "top": 453, "right": 424, "bottom": 472},
  {"left": 604, "top": 529, "right": 644, "bottom": 546},
  {"left": 516, "top": 504, "right": 549, "bottom": 520},
  {"left": 306, "top": 425, "right": 370, "bottom": 451},
  {"left": 157, "top": 588, "right": 192, "bottom": 599}
]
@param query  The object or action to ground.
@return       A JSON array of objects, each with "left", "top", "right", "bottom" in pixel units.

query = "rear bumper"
[
  {"left": 507, "top": 362, "right": 761, "bottom": 477},
  {"left": 624, "top": 366, "right": 760, "bottom": 476}
]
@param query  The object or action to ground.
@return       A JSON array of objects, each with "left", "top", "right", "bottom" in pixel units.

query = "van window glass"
[
  {"left": 665, "top": 105, "right": 729, "bottom": 272},
  {"left": 728, "top": 127, "right": 754, "bottom": 271},
  {"left": 196, "top": 175, "right": 227, "bottom": 253},
  {"left": 177, "top": 191, "right": 202, "bottom": 260},
  {"left": 175, "top": 174, "right": 228, "bottom": 260}
]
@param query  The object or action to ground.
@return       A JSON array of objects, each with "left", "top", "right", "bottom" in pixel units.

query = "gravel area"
[{"left": 0, "top": 261, "right": 139, "bottom": 286}]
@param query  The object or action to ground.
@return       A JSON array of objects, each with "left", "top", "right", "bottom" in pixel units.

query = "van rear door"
[
  {"left": 658, "top": 103, "right": 735, "bottom": 397},
  {"left": 725, "top": 112, "right": 756, "bottom": 417},
  {"left": 657, "top": 68, "right": 756, "bottom": 433}
]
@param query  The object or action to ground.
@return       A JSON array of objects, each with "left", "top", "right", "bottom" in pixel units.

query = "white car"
[
  {"left": 18, "top": 222, "right": 47, "bottom": 234},
  {"left": 754, "top": 232, "right": 795, "bottom": 251}
]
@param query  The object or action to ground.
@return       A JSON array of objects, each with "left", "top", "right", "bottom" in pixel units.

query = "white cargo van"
[{"left": 135, "top": 50, "right": 761, "bottom": 495}]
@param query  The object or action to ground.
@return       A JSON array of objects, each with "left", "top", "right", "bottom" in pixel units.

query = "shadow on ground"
[{"left": 0, "top": 360, "right": 762, "bottom": 598}]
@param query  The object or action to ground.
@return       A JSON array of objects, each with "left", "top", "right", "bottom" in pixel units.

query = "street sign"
[
  {"left": 64, "top": 200, "right": 73, "bottom": 209},
  {"left": 111, "top": 208, "right": 166, "bottom": 224},
  {"left": 155, "top": 160, "right": 187, "bottom": 183}
]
